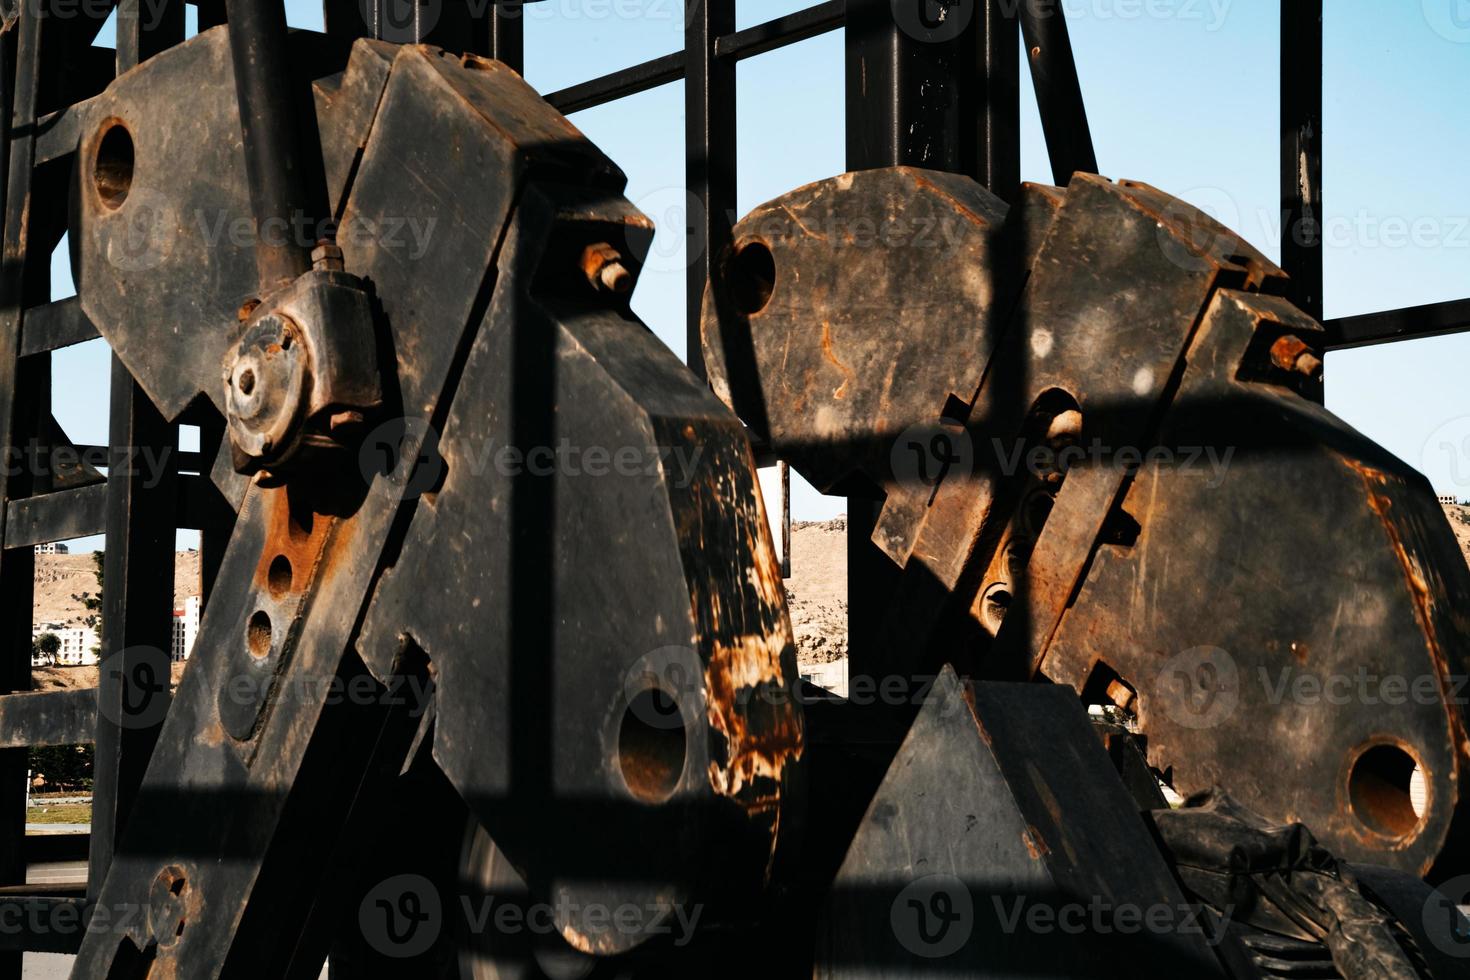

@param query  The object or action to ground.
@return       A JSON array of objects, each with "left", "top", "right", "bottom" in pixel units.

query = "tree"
[
  {"left": 28, "top": 744, "right": 93, "bottom": 792},
  {"left": 34, "top": 633, "right": 59, "bottom": 657},
  {"left": 70, "top": 550, "right": 103, "bottom": 632}
]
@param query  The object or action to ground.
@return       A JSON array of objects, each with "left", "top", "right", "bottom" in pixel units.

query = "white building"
[
  {"left": 1439, "top": 494, "right": 1459, "bottom": 506},
  {"left": 32, "top": 622, "right": 99, "bottom": 667},
  {"left": 33, "top": 542, "right": 69, "bottom": 555},
  {"left": 172, "top": 595, "right": 201, "bottom": 661}
]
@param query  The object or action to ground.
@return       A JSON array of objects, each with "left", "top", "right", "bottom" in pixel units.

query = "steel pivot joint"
[{"left": 222, "top": 263, "right": 381, "bottom": 477}]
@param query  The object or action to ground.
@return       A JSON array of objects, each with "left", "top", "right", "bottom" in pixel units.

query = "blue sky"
[{"left": 49, "top": 1, "right": 1470, "bottom": 550}]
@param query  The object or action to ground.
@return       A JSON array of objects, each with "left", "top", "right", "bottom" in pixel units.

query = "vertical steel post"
[
  {"left": 225, "top": 0, "right": 315, "bottom": 293},
  {"left": 843, "top": 0, "right": 1005, "bottom": 689},
  {"left": 0, "top": 17, "right": 44, "bottom": 976},
  {"left": 1282, "top": 0, "right": 1323, "bottom": 324},
  {"left": 685, "top": 0, "right": 735, "bottom": 380},
  {"left": 90, "top": 0, "right": 185, "bottom": 902},
  {"left": 1019, "top": 1, "right": 1097, "bottom": 184}
]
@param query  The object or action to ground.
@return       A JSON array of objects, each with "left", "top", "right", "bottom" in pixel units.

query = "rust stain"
[
  {"left": 1022, "top": 825, "right": 1050, "bottom": 860},
  {"left": 252, "top": 485, "right": 337, "bottom": 596},
  {"left": 819, "top": 320, "right": 854, "bottom": 400},
  {"left": 1350, "top": 465, "right": 1470, "bottom": 842}
]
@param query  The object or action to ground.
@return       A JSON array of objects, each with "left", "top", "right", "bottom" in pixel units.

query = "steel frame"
[{"left": 0, "top": 0, "right": 1460, "bottom": 968}]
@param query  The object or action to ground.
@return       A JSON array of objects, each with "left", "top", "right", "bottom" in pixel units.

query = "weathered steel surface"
[
  {"left": 817, "top": 667, "right": 1229, "bottom": 978},
  {"left": 66, "top": 31, "right": 801, "bottom": 976},
  {"left": 703, "top": 166, "right": 1470, "bottom": 881}
]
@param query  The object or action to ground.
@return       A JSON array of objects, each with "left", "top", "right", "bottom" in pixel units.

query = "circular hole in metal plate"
[
  {"left": 246, "top": 610, "right": 273, "bottom": 660},
  {"left": 94, "top": 121, "right": 135, "bottom": 210},
  {"left": 730, "top": 240, "right": 776, "bottom": 315},
  {"left": 1348, "top": 742, "right": 1424, "bottom": 838},
  {"left": 267, "top": 555, "right": 292, "bottom": 598},
  {"left": 617, "top": 689, "right": 687, "bottom": 804}
]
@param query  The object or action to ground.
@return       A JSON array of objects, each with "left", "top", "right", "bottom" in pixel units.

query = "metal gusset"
[{"left": 701, "top": 166, "right": 1470, "bottom": 882}]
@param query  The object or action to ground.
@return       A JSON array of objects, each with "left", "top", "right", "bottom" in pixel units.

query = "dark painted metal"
[
  {"left": 1281, "top": 0, "right": 1323, "bottom": 323},
  {"left": 1326, "top": 296, "right": 1470, "bottom": 350},
  {"left": 685, "top": 0, "right": 735, "bottom": 380},
  {"left": 1018, "top": 0, "right": 1097, "bottom": 183},
  {"left": 0, "top": 11, "right": 44, "bottom": 975},
  {"left": 225, "top": 0, "right": 315, "bottom": 291},
  {"left": 88, "top": 1, "right": 186, "bottom": 912},
  {"left": 714, "top": 0, "right": 845, "bottom": 61}
]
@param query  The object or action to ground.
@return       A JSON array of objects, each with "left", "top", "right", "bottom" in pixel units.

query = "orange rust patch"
[
  {"left": 253, "top": 486, "right": 335, "bottom": 595},
  {"left": 1022, "top": 826, "right": 1050, "bottom": 860},
  {"left": 819, "top": 320, "right": 854, "bottom": 400}
]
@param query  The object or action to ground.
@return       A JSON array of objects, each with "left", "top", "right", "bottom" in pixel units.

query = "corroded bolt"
[
  {"left": 1105, "top": 678, "right": 1136, "bottom": 712},
  {"left": 1269, "top": 335, "right": 1322, "bottom": 380},
  {"left": 312, "top": 239, "right": 344, "bottom": 272},
  {"left": 581, "top": 242, "right": 632, "bottom": 294},
  {"left": 1045, "top": 409, "right": 1084, "bottom": 445}
]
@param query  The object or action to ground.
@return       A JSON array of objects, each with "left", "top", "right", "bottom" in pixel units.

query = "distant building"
[
  {"left": 33, "top": 543, "right": 68, "bottom": 555},
  {"left": 172, "top": 595, "right": 201, "bottom": 662},
  {"left": 800, "top": 659, "right": 849, "bottom": 699},
  {"left": 1440, "top": 494, "right": 1460, "bottom": 506},
  {"left": 33, "top": 622, "right": 99, "bottom": 667}
]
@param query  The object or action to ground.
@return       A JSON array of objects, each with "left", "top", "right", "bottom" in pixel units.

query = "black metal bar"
[
  {"left": 1324, "top": 297, "right": 1470, "bottom": 350},
  {"left": 18, "top": 296, "right": 98, "bottom": 356},
  {"left": 4, "top": 484, "right": 108, "bottom": 547},
  {"left": 0, "top": 11, "right": 44, "bottom": 973},
  {"left": 1018, "top": 1, "right": 1096, "bottom": 183},
  {"left": 544, "top": 53, "right": 684, "bottom": 115},
  {"left": 0, "top": 690, "right": 99, "bottom": 749},
  {"left": 25, "top": 832, "right": 90, "bottom": 865},
  {"left": 224, "top": 0, "right": 314, "bottom": 291},
  {"left": 975, "top": 0, "right": 1020, "bottom": 201},
  {"left": 685, "top": 0, "right": 736, "bottom": 380},
  {"left": 89, "top": 4, "right": 186, "bottom": 906},
  {"left": 34, "top": 94, "right": 94, "bottom": 166},
  {"left": 118, "top": 0, "right": 186, "bottom": 69},
  {"left": 713, "top": 0, "right": 844, "bottom": 61},
  {"left": 1281, "top": 0, "right": 1323, "bottom": 323},
  {"left": 0, "top": 896, "right": 90, "bottom": 954},
  {"left": 843, "top": 0, "right": 986, "bottom": 693},
  {"left": 490, "top": 1, "right": 524, "bottom": 73},
  {"left": 781, "top": 461, "right": 791, "bottom": 578}
]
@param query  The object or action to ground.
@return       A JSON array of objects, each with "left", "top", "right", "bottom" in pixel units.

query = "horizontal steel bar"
[
  {"left": 34, "top": 96, "right": 94, "bottom": 166},
  {"left": 26, "top": 833, "right": 90, "bottom": 865},
  {"left": 1324, "top": 297, "right": 1470, "bottom": 350},
  {"left": 0, "top": 690, "right": 98, "bottom": 749},
  {"left": 20, "top": 297, "right": 99, "bottom": 357},
  {"left": 713, "top": 0, "right": 844, "bottom": 61},
  {"left": 5, "top": 484, "right": 108, "bottom": 548},
  {"left": 543, "top": 1, "right": 844, "bottom": 113},
  {"left": 0, "top": 893, "right": 89, "bottom": 953},
  {"left": 5, "top": 473, "right": 221, "bottom": 545},
  {"left": 545, "top": 52, "right": 683, "bottom": 114}
]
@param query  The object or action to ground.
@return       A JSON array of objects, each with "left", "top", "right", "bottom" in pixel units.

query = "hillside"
[{"left": 33, "top": 551, "right": 201, "bottom": 629}]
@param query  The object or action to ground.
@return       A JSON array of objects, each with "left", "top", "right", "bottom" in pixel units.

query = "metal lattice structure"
[{"left": 0, "top": 0, "right": 1467, "bottom": 975}]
